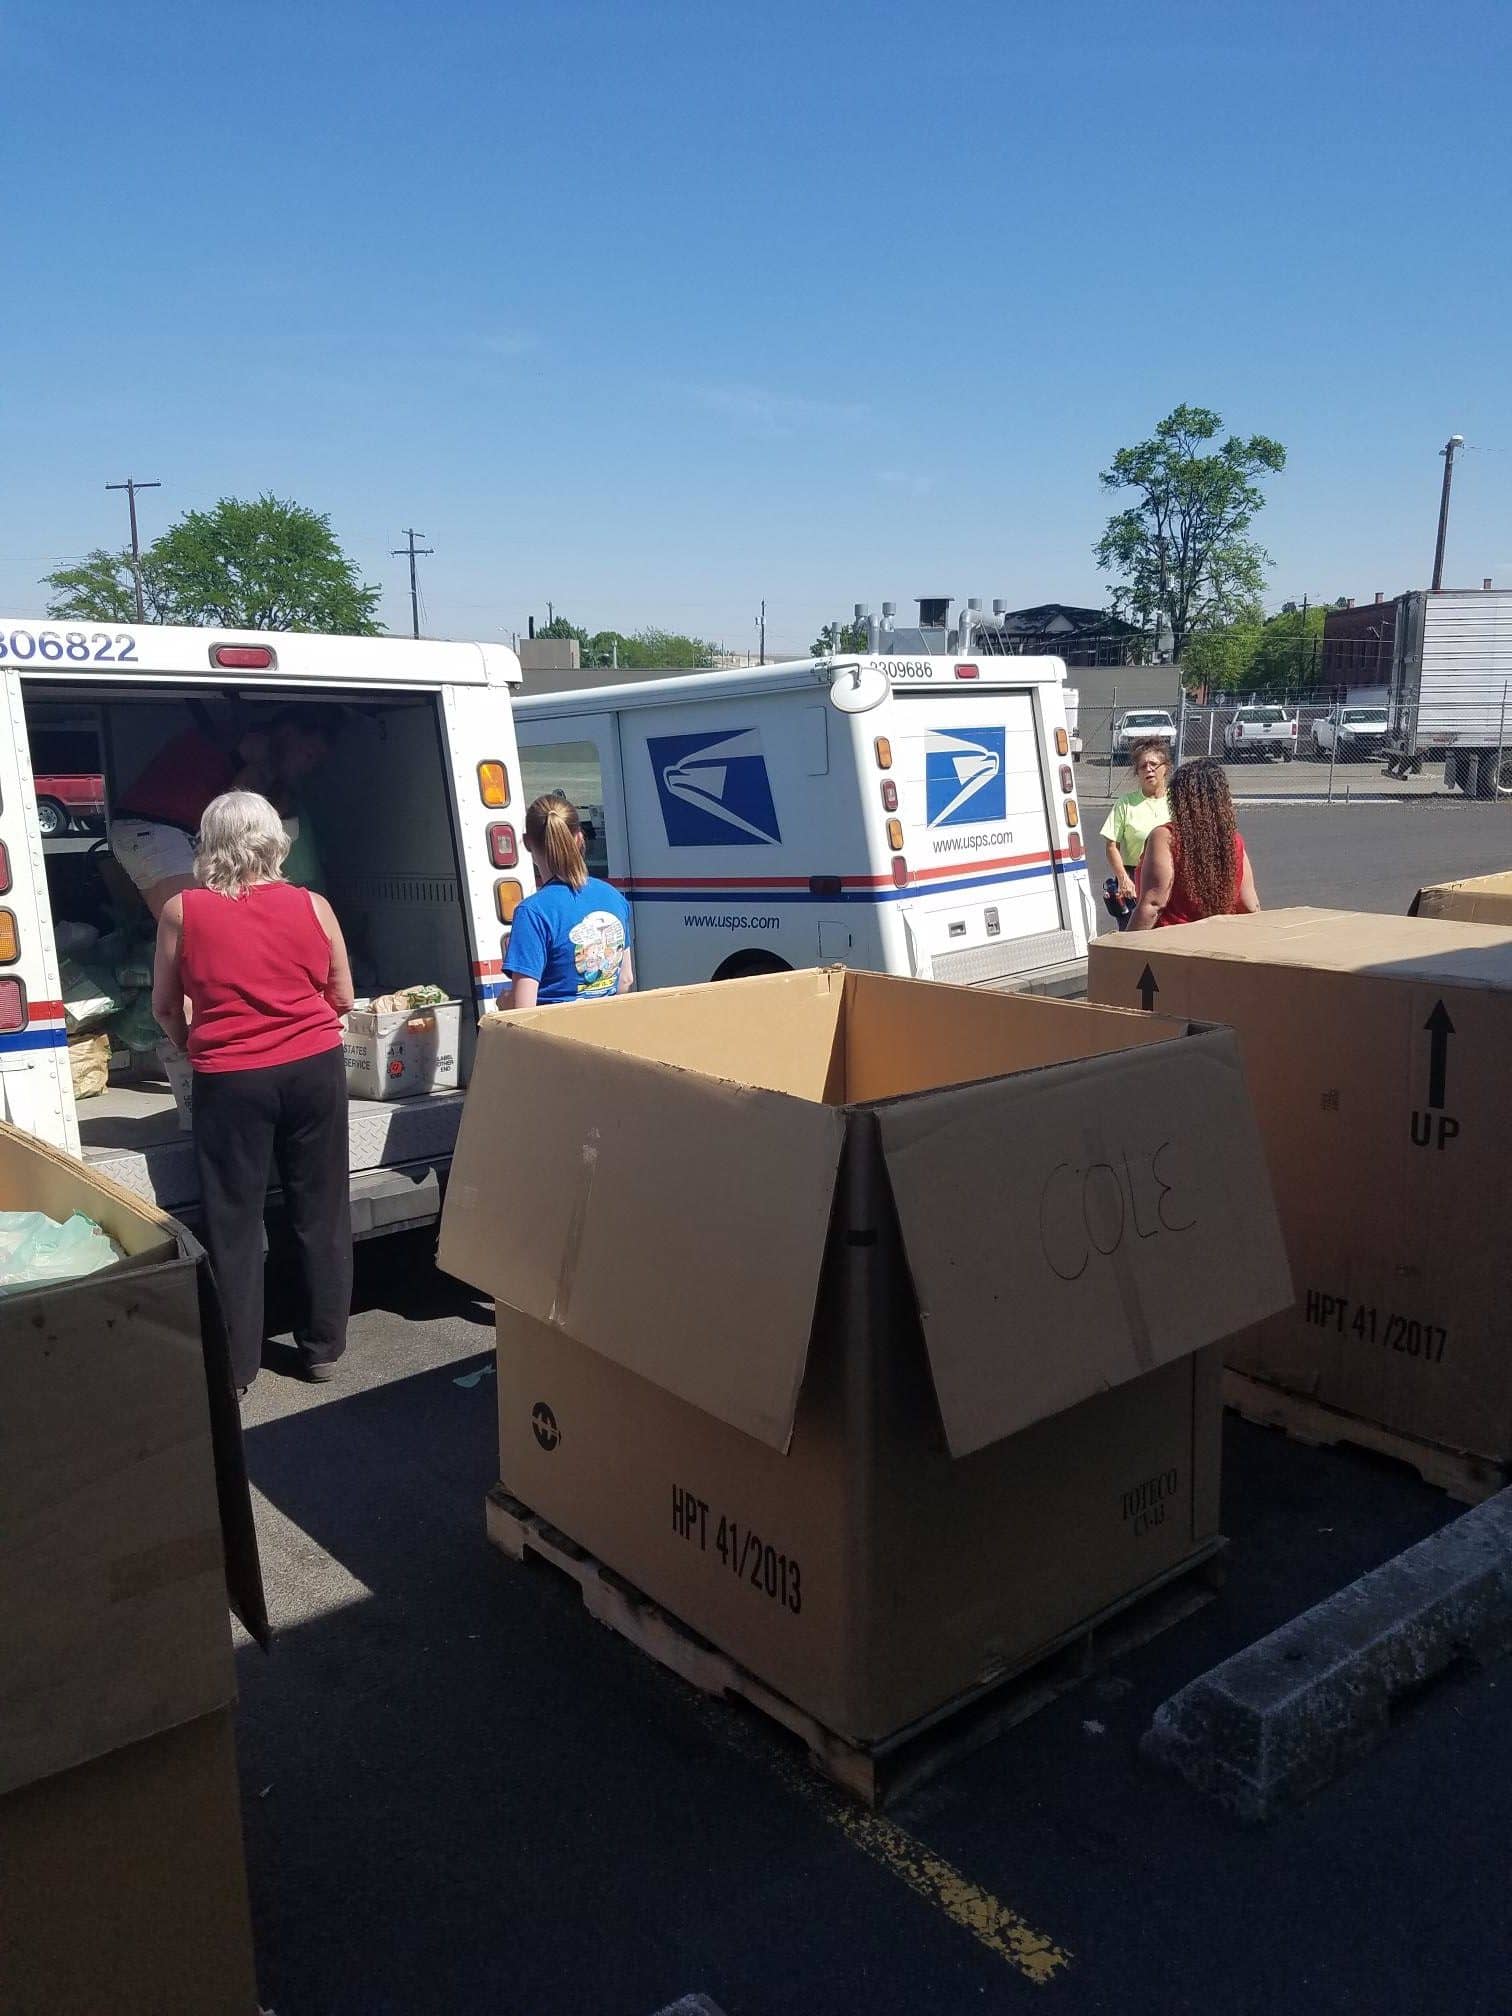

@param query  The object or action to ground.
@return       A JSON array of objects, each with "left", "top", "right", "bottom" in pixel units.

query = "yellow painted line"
[{"left": 822, "top": 1801, "right": 1071, "bottom": 1985}]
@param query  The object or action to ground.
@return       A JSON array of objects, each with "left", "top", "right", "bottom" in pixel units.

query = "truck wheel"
[
  {"left": 1476, "top": 751, "right": 1512, "bottom": 800},
  {"left": 35, "top": 798, "right": 64, "bottom": 837},
  {"left": 712, "top": 950, "right": 792, "bottom": 983}
]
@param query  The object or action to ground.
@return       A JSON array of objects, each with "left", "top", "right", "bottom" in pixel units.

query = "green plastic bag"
[{"left": 0, "top": 1211, "right": 123, "bottom": 1295}]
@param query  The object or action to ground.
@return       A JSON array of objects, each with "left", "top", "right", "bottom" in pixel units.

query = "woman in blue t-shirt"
[{"left": 505, "top": 793, "right": 635, "bottom": 1008}]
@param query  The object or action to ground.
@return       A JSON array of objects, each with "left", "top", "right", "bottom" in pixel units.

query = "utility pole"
[
  {"left": 391, "top": 529, "right": 433, "bottom": 639},
  {"left": 105, "top": 477, "right": 161, "bottom": 623},
  {"left": 758, "top": 599, "right": 766, "bottom": 665},
  {"left": 1431, "top": 436, "right": 1465, "bottom": 591}
]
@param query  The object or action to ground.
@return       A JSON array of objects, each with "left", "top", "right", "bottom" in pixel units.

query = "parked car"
[
  {"left": 33, "top": 773, "right": 106, "bottom": 836},
  {"left": 1311, "top": 704, "right": 1389, "bottom": 762},
  {"left": 1110, "top": 708, "right": 1177, "bottom": 760},
  {"left": 1224, "top": 706, "right": 1298, "bottom": 762}
]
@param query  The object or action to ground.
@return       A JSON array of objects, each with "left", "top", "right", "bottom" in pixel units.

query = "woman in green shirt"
[{"left": 1100, "top": 738, "right": 1172, "bottom": 906}]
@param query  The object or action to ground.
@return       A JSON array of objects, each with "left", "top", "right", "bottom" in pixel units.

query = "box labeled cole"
[
  {"left": 1089, "top": 909, "right": 1512, "bottom": 1466},
  {"left": 440, "top": 968, "right": 1290, "bottom": 1743}
]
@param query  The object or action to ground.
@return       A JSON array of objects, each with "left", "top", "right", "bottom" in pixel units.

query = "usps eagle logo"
[
  {"left": 923, "top": 727, "right": 1007, "bottom": 827},
  {"left": 648, "top": 728, "right": 782, "bottom": 847}
]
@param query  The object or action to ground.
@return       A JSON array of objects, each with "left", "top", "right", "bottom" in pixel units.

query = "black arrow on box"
[
  {"left": 1136, "top": 964, "right": 1159, "bottom": 1012},
  {"left": 1424, "top": 1000, "right": 1455, "bottom": 1110}
]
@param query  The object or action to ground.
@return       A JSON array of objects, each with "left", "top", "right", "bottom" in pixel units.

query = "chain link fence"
[{"left": 1071, "top": 692, "right": 1512, "bottom": 808}]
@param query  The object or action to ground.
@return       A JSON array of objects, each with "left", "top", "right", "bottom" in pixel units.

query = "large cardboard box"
[
  {"left": 1411, "top": 869, "right": 1512, "bottom": 925},
  {"left": 0, "top": 1124, "right": 264, "bottom": 2013},
  {"left": 1089, "top": 909, "right": 1512, "bottom": 1463},
  {"left": 441, "top": 968, "right": 1290, "bottom": 1743},
  {"left": 0, "top": 1710, "right": 258, "bottom": 2016}
]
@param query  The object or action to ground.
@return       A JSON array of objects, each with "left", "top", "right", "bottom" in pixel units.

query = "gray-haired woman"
[{"left": 151, "top": 790, "right": 356, "bottom": 1394}]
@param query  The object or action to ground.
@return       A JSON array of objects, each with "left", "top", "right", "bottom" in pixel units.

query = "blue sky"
[{"left": 3, "top": 0, "right": 1509, "bottom": 652}]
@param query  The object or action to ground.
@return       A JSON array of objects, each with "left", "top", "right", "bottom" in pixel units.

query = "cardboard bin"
[
  {"left": 0, "top": 1123, "right": 264, "bottom": 2015},
  {"left": 1089, "top": 908, "right": 1512, "bottom": 1465},
  {"left": 1411, "top": 869, "right": 1512, "bottom": 926},
  {"left": 440, "top": 967, "right": 1291, "bottom": 1744},
  {"left": 344, "top": 998, "right": 462, "bottom": 1100}
]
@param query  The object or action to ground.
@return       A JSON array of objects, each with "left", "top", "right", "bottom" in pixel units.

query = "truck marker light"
[
  {"left": 954, "top": 663, "right": 980, "bottom": 680},
  {"left": 881, "top": 780, "right": 898, "bottom": 812},
  {"left": 487, "top": 822, "right": 518, "bottom": 869},
  {"left": 0, "top": 977, "right": 23, "bottom": 1031},
  {"left": 0, "top": 840, "right": 9, "bottom": 894},
  {"left": 1059, "top": 764, "right": 1074, "bottom": 793},
  {"left": 478, "top": 761, "right": 511, "bottom": 807},
  {"left": 494, "top": 879, "right": 524, "bottom": 923},
  {"left": 0, "top": 911, "right": 17, "bottom": 964},
  {"left": 210, "top": 644, "right": 276, "bottom": 670},
  {"left": 1064, "top": 798, "right": 1079, "bottom": 828},
  {"left": 1067, "top": 832, "right": 1085, "bottom": 860},
  {"left": 885, "top": 817, "right": 904, "bottom": 852},
  {"left": 891, "top": 856, "right": 909, "bottom": 888},
  {"left": 1055, "top": 727, "right": 1069, "bottom": 756},
  {"left": 874, "top": 736, "right": 893, "bottom": 770}
]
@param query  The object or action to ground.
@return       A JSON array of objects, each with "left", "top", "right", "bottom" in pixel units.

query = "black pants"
[{"left": 193, "top": 1047, "right": 352, "bottom": 1388}]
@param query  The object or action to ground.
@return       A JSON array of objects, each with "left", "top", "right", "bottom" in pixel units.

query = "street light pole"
[{"left": 1431, "top": 435, "right": 1465, "bottom": 591}]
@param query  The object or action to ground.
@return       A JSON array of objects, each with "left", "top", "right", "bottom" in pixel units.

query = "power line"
[
  {"left": 391, "top": 528, "right": 434, "bottom": 639},
  {"left": 105, "top": 477, "right": 161, "bottom": 622}
]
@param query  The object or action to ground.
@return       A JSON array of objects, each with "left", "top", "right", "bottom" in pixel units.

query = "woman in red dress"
[{"left": 1128, "top": 757, "right": 1260, "bottom": 930}]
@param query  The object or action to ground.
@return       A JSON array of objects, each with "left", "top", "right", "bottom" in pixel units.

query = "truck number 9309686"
[{"left": 0, "top": 627, "right": 138, "bottom": 664}]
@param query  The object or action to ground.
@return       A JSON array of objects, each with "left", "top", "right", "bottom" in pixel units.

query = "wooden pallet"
[
  {"left": 485, "top": 1486, "right": 1226, "bottom": 1807},
  {"left": 1224, "top": 1370, "right": 1509, "bottom": 1505}
]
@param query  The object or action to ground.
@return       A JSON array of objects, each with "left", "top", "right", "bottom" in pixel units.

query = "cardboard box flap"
[
  {"left": 1092, "top": 907, "right": 1512, "bottom": 987},
  {"left": 876, "top": 1027, "right": 1293, "bottom": 1457},
  {"left": 439, "top": 1018, "right": 847, "bottom": 1450},
  {"left": 1412, "top": 871, "right": 1512, "bottom": 925}
]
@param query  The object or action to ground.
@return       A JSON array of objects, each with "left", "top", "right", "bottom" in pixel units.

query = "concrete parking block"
[{"left": 1144, "top": 1486, "right": 1512, "bottom": 1820}]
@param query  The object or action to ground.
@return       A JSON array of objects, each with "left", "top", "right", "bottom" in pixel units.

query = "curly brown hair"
[{"left": 1167, "top": 759, "right": 1239, "bottom": 919}]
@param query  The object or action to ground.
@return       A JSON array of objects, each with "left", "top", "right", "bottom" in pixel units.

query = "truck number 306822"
[{"left": 0, "top": 627, "right": 139, "bottom": 664}]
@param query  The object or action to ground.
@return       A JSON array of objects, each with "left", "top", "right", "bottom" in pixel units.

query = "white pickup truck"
[
  {"left": 1225, "top": 704, "right": 1298, "bottom": 761},
  {"left": 1310, "top": 702, "right": 1388, "bottom": 761},
  {"left": 1110, "top": 708, "right": 1177, "bottom": 760}
]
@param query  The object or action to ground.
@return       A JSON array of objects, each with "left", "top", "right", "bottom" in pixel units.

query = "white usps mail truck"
[
  {"left": 514, "top": 654, "right": 1092, "bottom": 993},
  {"left": 0, "top": 618, "right": 527, "bottom": 1234}
]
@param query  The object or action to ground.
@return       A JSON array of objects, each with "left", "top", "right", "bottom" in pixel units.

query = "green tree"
[
  {"left": 617, "top": 627, "right": 718, "bottom": 669},
  {"left": 535, "top": 616, "right": 590, "bottom": 645},
  {"left": 150, "top": 496, "right": 380, "bottom": 631},
  {"left": 810, "top": 619, "right": 869, "bottom": 656},
  {"left": 1095, "top": 405, "right": 1286, "bottom": 663},
  {"left": 47, "top": 497, "right": 381, "bottom": 633},
  {"left": 1249, "top": 601, "right": 1328, "bottom": 692},
  {"left": 43, "top": 548, "right": 170, "bottom": 623},
  {"left": 1182, "top": 613, "right": 1265, "bottom": 694}
]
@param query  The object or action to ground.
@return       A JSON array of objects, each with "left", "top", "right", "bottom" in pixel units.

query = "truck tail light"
[
  {"left": 880, "top": 779, "right": 898, "bottom": 811},
  {"left": 487, "top": 823, "right": 518, "bottom": 869},
  {"left": 1067, "top": 832, "right": 1085, "bottom": 860},
  {"left": 954, "top": 663, "right": 980, "bottom": 680},
  {"left": 1290, "top": 721, "right": 1298, "bottom": 737},
  {"left": 0, "top": 841, "right": 9, "bottom": 894},
  {"left": 478, "top": 761, "right": 511, "bottom": 808},
  {"left": 1064, "top": 798, "right": 1079, "bottom": 828},
  {"left": 1234, "top": 724, "right": 1243, "bottom": 739},
  {"left": 0, "top": 977, "right": 23, "bottom": 1031},
  {"left": 891, "top": 856, "right": 909, "bottom": 888},
  {"left": 210, "top": 644, "right": 276, "bottom": 670},
  {"left": 874, "top": 736, "right": 893, "bottom": 770},
  {"left": 494, "top": 879, "right": 524, "bottom": 923},
  {"left": 0, "top": 911, "right": 18, "bottom": 964},
  {"left": 885, "top": 818, "right": 904, "bottom": 852},
  {"left": 1054, "top": 727, "right": 1069, "bottom": 756},
  {"left": 1059, "top": 764, "right": 1074, "bottom": 793}
]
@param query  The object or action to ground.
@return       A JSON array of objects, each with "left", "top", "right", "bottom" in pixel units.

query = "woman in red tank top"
[
  {"left": 152, "top": 791, "right": 356, "bottom": 1394},
  {"left": 1129, "top": 758, "right": 1260, "bottom": 930}
]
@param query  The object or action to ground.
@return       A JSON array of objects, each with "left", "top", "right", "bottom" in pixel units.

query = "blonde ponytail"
[{"left": 525, "top": 792, "right": 588, "bottom": 892}]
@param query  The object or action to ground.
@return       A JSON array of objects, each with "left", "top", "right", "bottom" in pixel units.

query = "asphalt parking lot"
[{"left": 234, "top": 802, "right": 1512, "bottom": 2016}]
